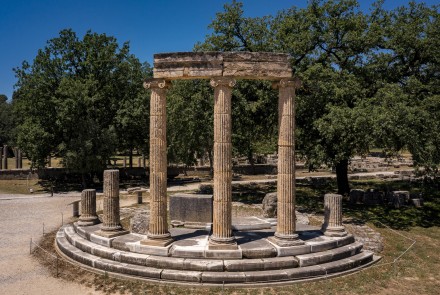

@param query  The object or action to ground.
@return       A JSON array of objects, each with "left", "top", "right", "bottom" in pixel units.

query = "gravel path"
[{"left": 0, "top": 193, "right": 102, "bottom": 295}]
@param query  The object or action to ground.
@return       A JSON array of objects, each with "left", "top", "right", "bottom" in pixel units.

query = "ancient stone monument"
[
  {"left": 55, "top": 52, "right": 379, "bottom": 286},
  {"left": 78, "top": 189, "right": 100, "bottom": 226},
  {"left": 143, "top": 52, "right": 302, "bottom": 248}
]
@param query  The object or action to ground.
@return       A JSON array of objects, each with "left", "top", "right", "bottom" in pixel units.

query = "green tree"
[
  {"left": 0, "top": 94, "right": 14, "bottom": 147},
  {"left": 13, "top": 29, "right": 147, "bottom": 186}
]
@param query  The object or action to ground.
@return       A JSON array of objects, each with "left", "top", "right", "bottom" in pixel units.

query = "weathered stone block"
[
  {"left": 170, "top": 193, "right": 213, "bottom": 223},
  {"left": 262, "top": 192, "right": 277, "bottom": 218},
  {"left": 390, "top": 191, "right": 410, "bottom": 208},
  {"left": 364, "top": 190, "right": 383, "bottom": 205},
  {"left": 349, "top": 189, "right": 365, "bottom": 204}
]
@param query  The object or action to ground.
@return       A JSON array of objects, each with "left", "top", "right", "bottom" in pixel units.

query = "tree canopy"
[{"left": 13, "top": 29, "right": 150, "bottom": 185}]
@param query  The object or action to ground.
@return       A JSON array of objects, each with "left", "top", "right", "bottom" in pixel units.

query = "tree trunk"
[
  {"left": 335, "top": 159, "right": 350, "bottom": 196},
  {"left": 81, "top": 173, "right": 87, "bottom": 189},
  {"left": 129, "top": 148, "right": 133, "bottom": 168}
]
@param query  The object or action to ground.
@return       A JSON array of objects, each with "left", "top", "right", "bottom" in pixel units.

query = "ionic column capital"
[
  {"left": 143, "top": 79, "right": 171, "bottom": 90},
  {"left": 210, "top": 77, "right": 236, "bottom": 88},
  {"left": 272, "top": 77, "right": 302, "bottom": 89}
]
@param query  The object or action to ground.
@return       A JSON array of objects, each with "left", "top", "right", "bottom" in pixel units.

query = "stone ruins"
[{"left": 55, "top": 52, "right": 380, "bottom": 285}]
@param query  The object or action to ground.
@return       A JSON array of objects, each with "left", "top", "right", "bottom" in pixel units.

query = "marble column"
[
  {"left": 142, "top": 79, "right": 173, "bottom": 247},
  {"left": 98, "top": 169, "right": 127, "bottom": 237},
  {"left": 270, "top": 78, "right": 303, "bottom": 247},
  {"left": 78, "top": 189, "right": 100, "bottom": 226},
  {"left": 322, "top": 193, "right": 347, "bottom": 237},
  {"left": 209, "top": 77, "right": 237, "bottom": 249},
  {"left": 2, "top": 145, "right": 8, "bottom": 170}
]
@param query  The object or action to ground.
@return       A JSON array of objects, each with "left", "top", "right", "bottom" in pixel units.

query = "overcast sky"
[{"left": 0, "top": 0, "right": 437, "bottom": 101}]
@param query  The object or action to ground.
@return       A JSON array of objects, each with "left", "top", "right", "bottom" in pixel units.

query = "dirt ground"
[{"left": 0, "top": 193, "right": 104, "bottom": 295}]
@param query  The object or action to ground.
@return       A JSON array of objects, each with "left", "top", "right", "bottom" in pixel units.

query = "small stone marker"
[{"left": 262, "top": 192, "right": 277, "bottom": 218}]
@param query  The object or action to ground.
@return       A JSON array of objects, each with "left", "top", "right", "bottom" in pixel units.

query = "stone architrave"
[
  {"left": 2, "top": 145, "right": 8, "bottom": 170},
  {"left": 208, "top": 77, "right": 237, "bottom": 249},
  {"left": 321, "top": 193, "right": 347, "bottom": 237},
  {"left": 78, "top": 189, "right": 100, "bottom": 226},
  {"left": 141, "top": 79, "right": 173, "bottom": 247},
  {"left": 97, "top": 170, "right": 128, "bottom": 237},
  {"left": 269, "top": 78, "right": 304, "bottom": 247}
]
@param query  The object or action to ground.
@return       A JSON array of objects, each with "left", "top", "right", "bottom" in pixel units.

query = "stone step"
[
  {"left": 296, "top": 242, "right": 363, "bottom": 267},
  {"left": 62, "top": 225, "right": 365, "bottom": 273},
  {"left": 57, "top": 228, "right": 375, "bottom": 285}
]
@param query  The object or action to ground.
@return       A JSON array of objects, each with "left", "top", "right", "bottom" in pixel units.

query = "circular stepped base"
[{"left": 55, "top": 224, "right": 381, "bottom": 286}]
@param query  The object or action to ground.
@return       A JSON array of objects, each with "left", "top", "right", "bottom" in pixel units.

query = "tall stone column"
[
  {"left": 142, "top": 79, "right": 173, "bottom": 247},
  {"left": 321, "top": 193, "right": 347, "bottom": 237},
  {"left": 209, "top": 77, "right": 237, "bottom": 249},
  {"left": 98, "top": 169, "right": 127, "bottom": 237},
  {"left": 78, "top": 189, "right": 100, "bottom": 226},
  {"left": 270, "top": 78, "right": 303, "bottom": 247},
  {"left": 2, "top": 145, "right": 8, "bottom": 170}
]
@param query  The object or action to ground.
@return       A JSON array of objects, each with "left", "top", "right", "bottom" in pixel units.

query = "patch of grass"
[{"left": 0, "top": 179, "right": 45, "bottom": 194}]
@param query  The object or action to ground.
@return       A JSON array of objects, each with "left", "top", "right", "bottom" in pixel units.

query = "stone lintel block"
[
  {"left": 161, "top": 269, "right": 202, "bottom": 283},
  {"left": 241, "top": 244, "right": 277, "bottom": 259},
  {"left": 153, "top": 51, "right": 292, "bottom": 80},
  {"left": 121, "top": 264, "right": 162, "bottom": 279},
  {"left": 205, "top": 248, "right": 242, "bottom": 259},
  {"left": 244, "top": 269, "right": 289, "bottom": 283},
  {"left": 262, "top": 256, "right": 299, "bottom": 270},
  {"left": 201, "top": 271, "right": 246, "bottom": 283},
  {"left": 182, "top": 259, "right": 224, "bottom": 271},
  {"left": 223, "top": 259, "right": 264, "bottom": 272},
  {"left": 119, "top": 252, "right": 149, "bottom": 266},
  {"left": 296, "top": 251, "right": 334, "bottom": 267},
  {"left": 127, "top": 241, "right": 171, "bottom": 256},
  {"left": 285, "top": 265, "right": 326, "bottom": 279},
  {"left": 145, "top": 256, "right": 185, "bottom": 270}
]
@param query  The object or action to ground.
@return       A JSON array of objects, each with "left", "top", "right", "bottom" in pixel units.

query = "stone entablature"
[{"left": 153, "top": 52, "right": 292, "bottom": 80}]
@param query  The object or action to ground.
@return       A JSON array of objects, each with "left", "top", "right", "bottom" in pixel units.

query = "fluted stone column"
[
  {"left": 322, "top": 193, "right": 347, "bottom": 237},
  {"left": 78, "top": 189, "right": 100, "bottom": 226},
  {"left": 270, "top": 78, "right": 303, "bottom": 247},
  {"left": 98, "top": 169, "right": 127, "bottom": 237},
  {"left": 2, "top": 145, "right": 8, "bottom": 170},
  {"left": 209, "top": 77, "right": 237, "bottom": 249},
  {"left": 142, "top": 79, "right": 173, "bottom": 247}
]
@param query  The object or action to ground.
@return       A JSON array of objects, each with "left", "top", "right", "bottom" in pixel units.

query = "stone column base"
[
  {"left": 77, "top": 216, "right": 100, "bottom": 227},
  {"left": 141, "top": 237, "right": 174, "bottom": 247},
  {"left": 94, "top": 229, "right": 129, "bottom": 239},
  {"left": 321, "top": 226, "right": 348, "bottom": 237},
  {"left": 208, "top": 236, "right": 238, "bottom": 250},
  {"left": 267, "top": 234, "right": 304, "bottom": 247}
]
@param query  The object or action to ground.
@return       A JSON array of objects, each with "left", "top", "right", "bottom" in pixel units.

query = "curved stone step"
[
  {"left": 57, "top": 230, "right": 375, "bottom": 285},
  {"left": 296, "top": 242, "right": 363, "bottom": 267}
]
